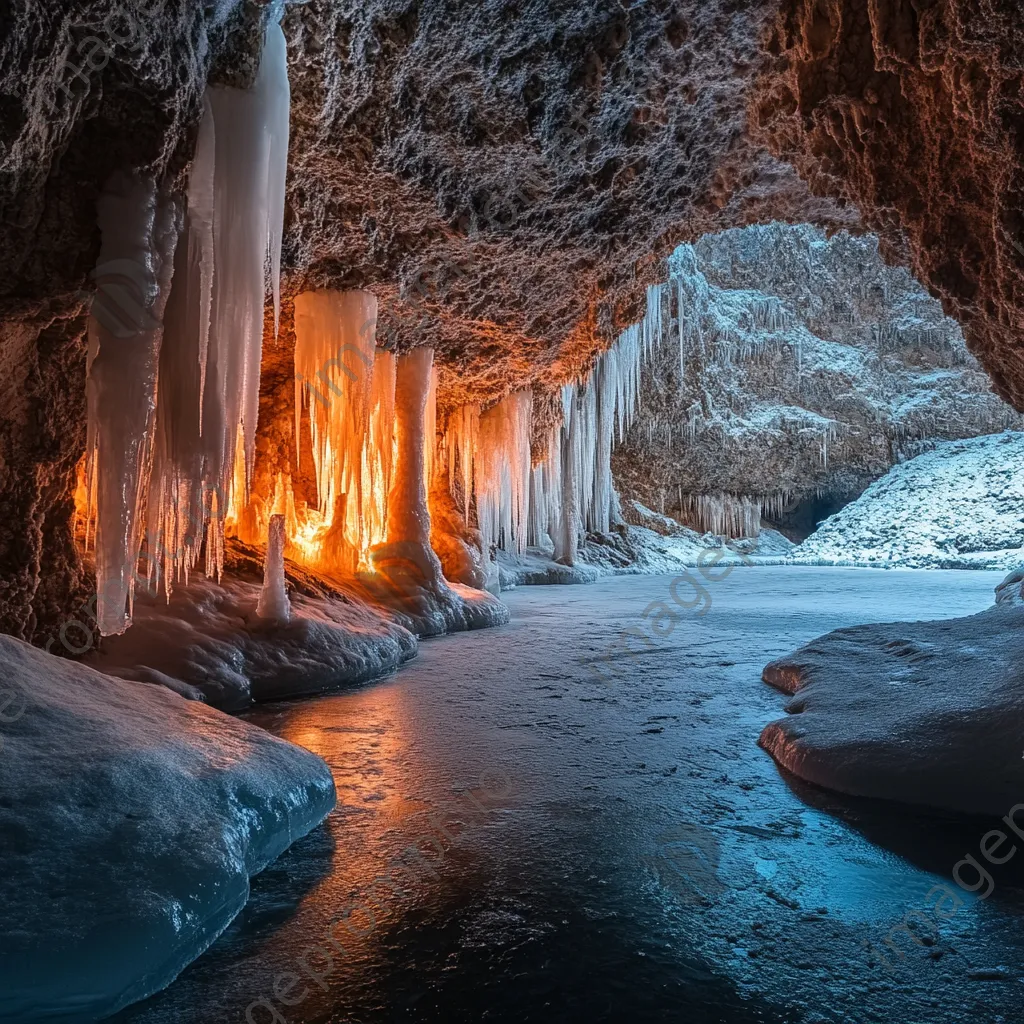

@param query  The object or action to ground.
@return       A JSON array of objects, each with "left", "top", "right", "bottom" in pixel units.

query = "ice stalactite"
[
  {"left": 553, "top": 386, "right": 581, "bottom": 565},
  {"left": 446, "top": 404, "right": 480, "bottom": 525},
  {"left": 138, "top": 16, "right": 291, "bottom": 619},
  {"left": 441, "top": 283, "right": 666, "bottom": 571},
  {"left": 293, "top": 290, "right": 383, "bottom": 572},
  {"left": 475, "top": 391, "right": 534, "bottom": 560},
  {"left": 527, "top": 425, "right": 561, "bottom": 549},
  {"left": 424, "top": 364, "right": 439, "bottom": 488},
  {"left": 679, "top": 493, "right": 764, "bottom": 538},
  {"left": 543, "top": 282, "right": 665, "bottom": 554},
  {"left": 85, "top": 173, "right": 181, "bottom": 635},
  {"left": 256, "top": 514, "right": 290, "bottom": 622},
  {"left": 205, "top": 17, "right": 291, "bottom": 518}
]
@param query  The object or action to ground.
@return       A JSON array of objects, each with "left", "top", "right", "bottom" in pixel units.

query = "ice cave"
[{"left": 3, "top": 1, "right": 1024, "bottom": 1022}]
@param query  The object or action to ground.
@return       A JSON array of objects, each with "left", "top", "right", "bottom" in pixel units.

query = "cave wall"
[
  {"left": 0, "top": 0, "right": 265, "bottom": 640},
  {"left": 752, "top": 0, "right": 1024, "bottom": 408}
]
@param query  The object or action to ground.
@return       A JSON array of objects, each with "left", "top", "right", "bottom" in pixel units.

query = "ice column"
[
  {"left": 377, "top": 347, "right": 445, "bottom": 589},
  {"left": 293, "top": 289, "right": 380, "bottom": 570}
]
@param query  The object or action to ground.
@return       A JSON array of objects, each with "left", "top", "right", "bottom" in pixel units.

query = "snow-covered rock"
[
  {"left": 759, "top": 600, "right": 1024, "bottom": 817},
  {"left": 793, "top": 431, "right": 1024, "bottom": 569},
  {"left": 83, "top": 541, "right": 507, "bottom": 710},
  {"left": 495, "top": 505, "right": 794, "bottom": 587},
  {"left": 0, "top": 636, "right": 336, "bottom": 1023},
  {"left": 614, "top": 223, "right": 1022, "bottom": 537}
]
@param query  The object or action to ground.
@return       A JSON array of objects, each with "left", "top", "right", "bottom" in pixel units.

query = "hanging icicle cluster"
[
  {"left": 475, "top": 392, "right": 534, "bottom": 556},
  {"left": 444, "top": 283, "right": 666, "bottom": 567},
  {"left": 84, "top": 18, "right": 291, "bottom": 634},
  {"left": 292, "top": 290, "right": 396, "bottom": 572}
]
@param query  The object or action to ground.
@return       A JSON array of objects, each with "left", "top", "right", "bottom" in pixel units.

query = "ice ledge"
[{"left": 0, "top": 635, "right": 336, "bottom": 1023}]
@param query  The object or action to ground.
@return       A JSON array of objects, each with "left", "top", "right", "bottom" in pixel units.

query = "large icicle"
[
  {"left": 206, "top": 17, "right": 291, "bottom": 512},
  {"left": 86, "top": 173, "right": 180, "bottom": 635},
  {"left": 142, "top": 15, "right": 291, "bottom": 603}
]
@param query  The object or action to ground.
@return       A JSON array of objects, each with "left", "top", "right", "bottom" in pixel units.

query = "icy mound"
[
  {"left": 87, "top": 573, "right": 418, "bottom": 710},
  {"left": 759, "top": 602, "right": 1024, "bottom": 817},
  {"left": 0, "top": 636, "right": 336, "bottom": 1023},
  {"left": 793, "top": 431, "right": 1024, "bottom": 569}
]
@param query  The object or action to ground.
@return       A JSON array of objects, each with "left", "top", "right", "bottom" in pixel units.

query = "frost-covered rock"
[
  {"left": 760, "top": 602, "right": 1024, "bottom": 817},
  {"left": 793, "top": 431, "right": 1024, "bottom": 569},
  {"left": 614, "top": 223, "right": 1022, "bottom": 537},
  {"left": 0, "top": 636, "right": 336, "bottom": 1023}
]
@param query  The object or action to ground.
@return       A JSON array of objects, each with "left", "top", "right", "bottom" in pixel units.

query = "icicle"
[
  {"left": 265, "top": 22, "right": 290, "bottom": 338},
  {"left": 142, "top": 16, "right": 292, "bottom": 601},
  {"left": 86, "top": 173, "right": 181, "bottom": 635},
  {"left": 447, "top": 404, "right": 481, "bottom": 525},
  {"left": 205, "top": 15, "right": 291, "bottom": 520},
  {"left": 475, "top": 391, "right": 533, "bottom": 556},
  {"left": 256, "top": 514, "right": 291, "bottom": 622},
  {"left": 187, "top": 93, "right": 215, "bottom": 421},
  {"left": 424, "top": 363, "right": 438, "bottom": 486},
  {"left": 293, "top": 289, "right": 380, "bottom": 571}
]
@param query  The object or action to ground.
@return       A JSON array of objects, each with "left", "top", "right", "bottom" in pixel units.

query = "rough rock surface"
[
  {"left": 613, "top": 223, "right": 1021, "bottom": 535},
  {"left": 752, "top": 0, "right": 1024, "bottom": 409}
]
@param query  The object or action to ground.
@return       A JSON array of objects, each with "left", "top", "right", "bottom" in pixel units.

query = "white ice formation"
[
  {"left": 85, "top": 18, "right": 291, "bottom": 634},
  {"left": 256, "top": 514, "right": 291, "bottom": 621}
]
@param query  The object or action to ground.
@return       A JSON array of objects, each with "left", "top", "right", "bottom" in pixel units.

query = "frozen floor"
[{"left": 111, "top": 567, "right": 1024, "bottom": 1024}]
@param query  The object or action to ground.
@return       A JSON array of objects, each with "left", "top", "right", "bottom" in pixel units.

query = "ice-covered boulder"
[
  {"left": 760, "top": 601, "right": 1024, "bottom": 817},
  {"left": 0, "top": 636, "right": 336, "bottom": 1023}
]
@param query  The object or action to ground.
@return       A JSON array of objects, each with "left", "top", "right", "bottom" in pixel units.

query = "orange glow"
[{"left": 220, "top": 292, "right": 437, "bottom": 577}]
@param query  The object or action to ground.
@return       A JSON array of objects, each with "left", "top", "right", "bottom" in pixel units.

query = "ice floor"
[{"left": 110, "top": 567, "right": 1024, "bottom": 1024}]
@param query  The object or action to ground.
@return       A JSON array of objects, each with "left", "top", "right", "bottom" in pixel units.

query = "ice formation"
[
  {"left": 475, "top": 391, "right": 533, "bottom": 558},
  {"left": 292, "top": 289, "right": 386, "bottom": 571},
  {"left": 85, "top": 173, "right": 180, "bottom": 635},
  {"left": 443, "top": 283, "right": 665, "bottom": 568},
  {"left": 256, "top": 514, "right": 290, "bottom": 622},
  {"left": 86, "top": 18, "right": 291, "bottom": 632},
  {"left": 0, "top": 633, "right": 335, "bottom": 1021}
]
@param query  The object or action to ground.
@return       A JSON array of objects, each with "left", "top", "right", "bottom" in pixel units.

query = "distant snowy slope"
[{"left": 793, "top": 431, "right": 1024, "bottom": 568}]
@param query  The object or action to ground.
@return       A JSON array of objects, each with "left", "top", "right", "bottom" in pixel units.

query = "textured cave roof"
[
  {"left": 0, "top": 0, "right": 860, "bottom": 412},
  {"left": 752, "top": 0, "right": 1024, "bottom": 410}
]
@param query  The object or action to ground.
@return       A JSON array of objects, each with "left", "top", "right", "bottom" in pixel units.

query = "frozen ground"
[
  {"left": 793, "top": 431, "right": 1024, "bottom": 569},
  {"left": 0, "top": 636, "right": 336, "bottom": 1023},
  {"left": 110, "top": 567, "right": 1024, "bottom": 1024},
  {"left": 86, "top": 543, "right": 507, "bottom": 710}
]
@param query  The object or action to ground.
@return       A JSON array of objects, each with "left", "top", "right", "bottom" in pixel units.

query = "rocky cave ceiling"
[{"left": 0, "top": 0, "right": 1022, "bottom": 639}]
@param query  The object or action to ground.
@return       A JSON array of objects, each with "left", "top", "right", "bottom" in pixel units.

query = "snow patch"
[{"left": 793, "top": 431, "right": 1024, "bottom": 569}]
